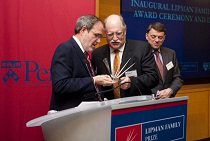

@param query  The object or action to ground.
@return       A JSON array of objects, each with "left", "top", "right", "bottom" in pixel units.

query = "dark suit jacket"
[
  {"left": 151, "top": 47, "right": 183, "bottom": 96},
  {"left": 50, "top": 38, "right": 97, "bottom": 111},
  {"left": 92, "top": 39, "right": 159, "bottom": 99}
]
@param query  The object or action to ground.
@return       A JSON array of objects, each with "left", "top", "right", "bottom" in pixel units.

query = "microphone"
[
  {"left": 103, "top": 58, "right": 111, "bottom": 75},
  {"left": 83, "top": 59, "right": 103, "bottom": 101}
]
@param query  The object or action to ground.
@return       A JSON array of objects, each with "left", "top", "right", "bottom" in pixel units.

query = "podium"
[{"left": 27, "top": 96, "right": 188, "bottom": 141}]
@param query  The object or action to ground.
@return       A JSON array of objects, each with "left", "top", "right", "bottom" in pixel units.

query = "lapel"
[
  {"left": 120, "top": 41, "right": 135, "bottom": 70},
  {"left": 70, "top": 38, "right": 91, "bottom": 76}
]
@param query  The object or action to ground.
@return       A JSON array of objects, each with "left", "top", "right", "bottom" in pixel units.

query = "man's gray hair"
[{"left": 74, "top": 15, "right": 103, "bottom": 34}]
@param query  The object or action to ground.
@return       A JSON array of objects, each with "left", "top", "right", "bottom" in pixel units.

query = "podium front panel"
[{"left": 111, "top": 98, "right": 187, "bottom": 141}]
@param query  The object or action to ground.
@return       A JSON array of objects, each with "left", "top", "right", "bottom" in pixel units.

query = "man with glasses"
[
  {"left": 146, "top": 22, "right": 183, "bottom": 99},
  {"left": 50, "top": 15, "right": 114, "bottom": 111},
  {"left": 92, "top": 14, "right": 158, "bottom": 99}
]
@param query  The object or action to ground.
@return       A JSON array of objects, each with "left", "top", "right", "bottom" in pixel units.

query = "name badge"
[
  {"left": 166, "top": 61, "right": 174, "bottom": 70},
  {"left": 125, "top": 70, "right": 137, "bottom": 77}
]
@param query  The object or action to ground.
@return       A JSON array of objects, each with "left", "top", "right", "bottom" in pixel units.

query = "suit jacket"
[
  {"left": 92, "top": 39, "right": 159, "bottom": 99},
  {"left": 50, "top": 38, "right": 97, "bottom": 111},
  {"left": 151, "top": 47, "right": 183, "bottom": 96}
]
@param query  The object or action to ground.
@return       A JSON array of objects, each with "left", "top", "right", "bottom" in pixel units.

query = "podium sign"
[{"left": 111, "top": 98, "right": 187, "bottom": 141}]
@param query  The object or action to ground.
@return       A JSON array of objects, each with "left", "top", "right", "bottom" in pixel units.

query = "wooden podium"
[{"left": 27, "top": 96, "right": 188, "bottom": 141}]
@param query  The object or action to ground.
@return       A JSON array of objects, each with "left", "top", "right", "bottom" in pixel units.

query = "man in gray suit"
[
  {"left": 92, "top": 14, "right": 158, "bottom": 99},
  {"left": 146, "top": 22, "right": 183, "bottom": 99}
]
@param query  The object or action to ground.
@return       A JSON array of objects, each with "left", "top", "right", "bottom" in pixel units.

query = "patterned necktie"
[
  {"left": 154, "top": 51, "right": 164, "bottom": 80},
  {"left": 84, "top": 51, "right": 102, "bottom": 101},
  {"left": 113, "top": 49, "right": 120, "bottom": 98},
  {"left": 84, "top": 51, "right": 95, "bottom": 76}
]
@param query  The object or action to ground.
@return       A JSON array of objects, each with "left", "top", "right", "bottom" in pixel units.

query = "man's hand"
[
  {"left": 156, "top": 88, "right": 173, "bottom": 99},
  {"left": 119, "top": 77, "right": 131, "bottom": 90},
  {"left": 93, "top": 75, "right": 114, "bottom": 86}
]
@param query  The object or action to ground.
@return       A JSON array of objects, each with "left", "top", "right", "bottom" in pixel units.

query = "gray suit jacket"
[{"left": 151, "top": 47, "right": 183, "bottom": 96}]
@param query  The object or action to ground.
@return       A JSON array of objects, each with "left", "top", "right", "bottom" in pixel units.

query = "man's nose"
[{"left": 112, "top": 33, "right": 118, "bottom": 41}]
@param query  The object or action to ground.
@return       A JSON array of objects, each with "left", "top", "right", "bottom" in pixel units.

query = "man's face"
[
  {"left": 105, "top": 21, "right": 126, "bottom": 50},
  {"left": 82, "top": 22, "right": 104, "bottom": 52},
  {"left": 146, "top": 28, "right": 166, "bottom": 50}
]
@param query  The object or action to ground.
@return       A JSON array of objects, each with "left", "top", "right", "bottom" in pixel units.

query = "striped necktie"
[
  {"left": 84, "top": 51, "right": 95, "bottom": 76},
  {"left": 84, "top": 51, "right": 102, "bottom": 101}
]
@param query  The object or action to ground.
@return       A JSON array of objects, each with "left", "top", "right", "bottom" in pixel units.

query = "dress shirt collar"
[
  {"left": 73, "top": 35, "right": 85, "bottom": 53},
  {"left": 152, "top": 48, "right": 161, "bottom": 53},
  {"left": 153, "top": 48, "right": 163, "bottom": 63}
]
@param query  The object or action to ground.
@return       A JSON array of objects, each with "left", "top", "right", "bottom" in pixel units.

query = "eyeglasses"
[
  {"left": 150, "top": 35, "right": 165, "bottom": 41},
  {"left": 106, "top": 31, "right": 124, "bottom": 39}
]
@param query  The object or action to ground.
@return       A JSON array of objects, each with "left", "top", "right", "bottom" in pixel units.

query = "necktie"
[
  {"left": 113, "top": 50, "right": 121, "bottom": 98},
  {"left": 154, "top": 51, "right": 164, "bottom": 80},
  {"left": 114, "top": 50, "right": 120, "bottom": 75},
  {"left": 84, "top": 51, "right": 95, "bottom": 76},
  {"left": 84, "top": 51, "right": 102, "bottom": 101}
]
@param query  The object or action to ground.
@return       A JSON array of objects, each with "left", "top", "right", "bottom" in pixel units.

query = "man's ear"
[{"left": 80, "top": 26, "right": 87, "bottom": 33}]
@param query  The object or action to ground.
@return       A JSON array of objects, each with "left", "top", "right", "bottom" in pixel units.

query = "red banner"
[{"left": 0, "top": 0, "right": 95, "bottom": 140}]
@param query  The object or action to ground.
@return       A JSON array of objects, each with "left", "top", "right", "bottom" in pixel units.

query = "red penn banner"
[{"left": 0, "top": 1, "right": 95, "bottom": 141}]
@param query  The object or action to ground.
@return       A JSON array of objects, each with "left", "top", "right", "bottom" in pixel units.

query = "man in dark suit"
[
  {"left": 146, "top": 22, "right": 183, "bottom": 98},
  {"left": 50, "top": 15, "right": 114, "bottom": 111},
  {"left": 92, "top": 14, "right": 158, "bottom": 99}
]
